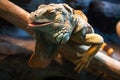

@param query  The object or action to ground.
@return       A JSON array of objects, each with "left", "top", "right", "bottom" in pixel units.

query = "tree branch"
[{"left": 0, "top": 0, "right": 32, "bottom": 34}]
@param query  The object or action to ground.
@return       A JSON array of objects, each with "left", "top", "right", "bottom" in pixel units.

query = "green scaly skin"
[{"left": 28, "top": 3, "right": 104, "bottom": 73}]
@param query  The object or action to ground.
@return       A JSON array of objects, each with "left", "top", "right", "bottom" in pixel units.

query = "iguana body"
[{"left": 28, "top": 3, "right": 104, "bottom": 72}]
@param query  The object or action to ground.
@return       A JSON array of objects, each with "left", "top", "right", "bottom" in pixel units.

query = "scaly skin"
[
  {"left": 28, "top": 3, "right": 104, "bottom": 72},
  {"left": 68, "top": 11, "right": 104, "bottom": 72},
  {"left": 28, "top": 3, "right": 75, "bottom": 68}
]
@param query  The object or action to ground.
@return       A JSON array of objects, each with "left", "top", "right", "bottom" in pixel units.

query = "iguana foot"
[{"left": 74, "top": 54, "right": 92, "bottom": 73}]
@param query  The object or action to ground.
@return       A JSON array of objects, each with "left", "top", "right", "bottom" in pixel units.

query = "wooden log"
[
  {"left": 0, "top": 0, "right": 120, "bottom": 79},
  {"left": 0, "top": 35, "right": 34, "bottom": 55},
  {"left": 0, "top": 35, "right": 120, "bottom": 79},
  {"left": 94, "top": 52, "right": 120, "bottom": 79},
  {"left": 0, "top": 0, "right": 32, "bottom": 34}
]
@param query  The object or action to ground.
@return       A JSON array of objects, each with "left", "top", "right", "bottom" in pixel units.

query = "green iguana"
[{"left": 28, "top": 3, "right": 104, "bottom": 72}]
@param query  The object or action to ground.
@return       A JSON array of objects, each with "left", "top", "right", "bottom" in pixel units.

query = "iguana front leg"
[
  {"left": 74, "top": 41, "right": 103, "bottom": 73},
  {"left": 70, "top": 22, "right": 104, "bottom": 73}
]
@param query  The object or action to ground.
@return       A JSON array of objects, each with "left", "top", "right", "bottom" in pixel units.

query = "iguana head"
[{"left": 28, "top": 3, "right": 75, "bottom": 44}]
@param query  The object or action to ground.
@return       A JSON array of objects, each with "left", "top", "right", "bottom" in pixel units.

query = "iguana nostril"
[{"left": 35, "top": 15, "right": 37, "bottom": 16}]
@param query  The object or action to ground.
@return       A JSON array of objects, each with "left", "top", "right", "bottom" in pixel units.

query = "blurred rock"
[
  {"left": 42, "top": 0, "right": 65, "bottom": 4},
  {"left": 65, "top": 0, "right": 92, "bottom": 10},
  {"left": 87, "top": 0, "right": 120, "bottom": 44},
  {"left": 23, "top": 0, "right": 65, "bottom": 12},
  {"left": 102, "top": 0, "right": 120, "bottom": 4},
  {"left": 89, "top": 0, "right": 120, "bottom": 18},
  {"left": 88, "top": 1, "right": 120, "bottom": 33}
]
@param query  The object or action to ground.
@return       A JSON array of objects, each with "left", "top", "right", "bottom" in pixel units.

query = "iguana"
[{"left": 28, "top": 3, "right": 104, "bottom": 72}]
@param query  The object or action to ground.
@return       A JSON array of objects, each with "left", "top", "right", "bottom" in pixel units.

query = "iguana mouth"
[{"left": 28, "top": 21, "right": 54, "bottom": 27}]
